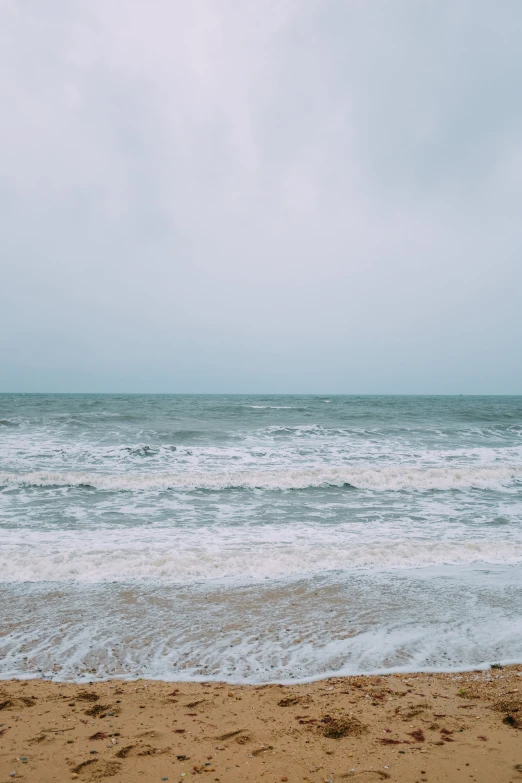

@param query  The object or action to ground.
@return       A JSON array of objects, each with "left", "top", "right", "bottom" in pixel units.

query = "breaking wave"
[
  {"left": 2, "top": 526, "right": 522, "bottom": 583},
  {"left": 1, "top": 464, "right": 521, "bottom": 492}
]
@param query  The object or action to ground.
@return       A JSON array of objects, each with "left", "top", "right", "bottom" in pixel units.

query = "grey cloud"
[{"left": 1, "top": 0, "right": 521, "bottom": 392}]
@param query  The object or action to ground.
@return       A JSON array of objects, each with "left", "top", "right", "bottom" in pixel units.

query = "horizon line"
[{"left": 1, "top": 391, "right": 521, "bottom": 397}]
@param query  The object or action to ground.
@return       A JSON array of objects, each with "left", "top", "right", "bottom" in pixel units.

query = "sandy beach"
[{"left": 1, "top": 666, "right": 521, "bottom": 783}]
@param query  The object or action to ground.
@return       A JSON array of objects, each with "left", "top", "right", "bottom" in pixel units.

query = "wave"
[
  {"left": 152, "top": 429, "right": 241, "bottom": 444},
  {"left": 0, "top": 419, "right": 18, "bottom": 427},
  {"left": 1, "top": 464, "right": 521, "bottom": 492},
  {"left": 121, "top": 444, "right": 177, "bottom": 457},
  {"left": 250, "top": 405, "right": 298, "bottom": 409},
  {"left": 262, "top": 424, "right": 328, "bottom": 436},
  {"left": 1, "top": 527, "right": 522, "bottom": 582}
]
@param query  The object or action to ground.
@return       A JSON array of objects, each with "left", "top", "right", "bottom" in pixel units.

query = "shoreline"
[
  {"left": 1, "top": 666, "right": 521, "bottom": 782},
  {"left": 3, "top": 649, "right": 522, "bottom": 688},
  {"left": 3, "top": 658, "right": 522, "bottom": 686}
]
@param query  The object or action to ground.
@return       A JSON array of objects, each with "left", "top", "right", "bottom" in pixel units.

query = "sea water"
[{"left": 1, "top": 394, "right": 521, "bottom": 682}]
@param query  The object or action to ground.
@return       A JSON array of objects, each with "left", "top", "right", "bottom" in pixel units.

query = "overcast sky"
[{"left": 1, "top": 1, "right": 521, "bottom": 393}]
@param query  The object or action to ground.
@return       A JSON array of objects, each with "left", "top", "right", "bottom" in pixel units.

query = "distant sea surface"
[{"left": 1, "top": 394, "right": 522, "bottom": 682}]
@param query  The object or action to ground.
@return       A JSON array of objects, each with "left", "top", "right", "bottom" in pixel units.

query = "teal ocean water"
[{"left": 1, "top": 394, "right": 522, "bottom": 682}]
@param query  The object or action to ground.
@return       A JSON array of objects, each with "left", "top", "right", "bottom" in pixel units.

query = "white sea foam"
[
  {"left": 1, "top": 463, "right": 521, "bottom": 492},
  {"left": 2, "top": 566, "right": 522, "bottom": 682},
  {"left": 2, "top": 523, "right": 522, "bottom": 583}
]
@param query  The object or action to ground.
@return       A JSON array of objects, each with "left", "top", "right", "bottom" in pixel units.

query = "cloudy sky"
[{"left": 1, "top": 0, "right": 521, "bottom": 393}]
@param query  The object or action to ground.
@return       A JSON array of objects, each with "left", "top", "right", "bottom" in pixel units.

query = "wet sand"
[{"left": 1, "top": 667, "right": 521, "bottom": 783}]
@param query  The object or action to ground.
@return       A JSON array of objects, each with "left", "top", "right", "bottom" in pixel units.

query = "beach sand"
[{"left": 1, "top": 667, "right": 521, "bottom": 783}]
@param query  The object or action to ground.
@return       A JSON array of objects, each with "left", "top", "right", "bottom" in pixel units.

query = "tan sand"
[{"left": 1, "top": 667, "right": 522, "bottom": 783}]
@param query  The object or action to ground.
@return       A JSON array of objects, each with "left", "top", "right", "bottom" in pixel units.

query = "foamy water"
[
  {"left": 1, "top": 394, "right": 521, "bottom": 681},
  {"left": 2, "top": 462, "right": 522, "bottom": 491}
]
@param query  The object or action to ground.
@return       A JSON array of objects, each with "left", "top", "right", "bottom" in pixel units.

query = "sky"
[{"left": 1, "top": 0, "right": 521, "bottom": 394}]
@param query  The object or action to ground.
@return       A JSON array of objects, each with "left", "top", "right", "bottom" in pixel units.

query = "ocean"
[{"left": 1, "top": 393, "right": 521, "bottom": 682}]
